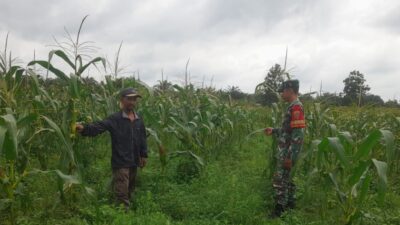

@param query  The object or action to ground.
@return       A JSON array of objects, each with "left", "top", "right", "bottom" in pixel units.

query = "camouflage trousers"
[
  {"left": 273, "top": 154, "right": 296, "bottom": 207},
  {"left": 112, "top": 167, "right": 137, "bottom": 208}
]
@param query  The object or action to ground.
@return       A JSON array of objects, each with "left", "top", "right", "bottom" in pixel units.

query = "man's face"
[
  {"left": 280, "top": 88, "right": 294, "bottom": 102},
  {"left": 120, "top": 96, "right": 139, "bottom": 111}
]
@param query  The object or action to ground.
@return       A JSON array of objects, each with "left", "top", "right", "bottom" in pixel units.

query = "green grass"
[
  {"left": 4, "top": 134, "right": 270, "bottom": 224},
  {"left": 3, "top": 119, "right": 400, "bottom": 225}
]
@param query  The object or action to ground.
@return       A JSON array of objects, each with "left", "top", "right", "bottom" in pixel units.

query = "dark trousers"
[{"left": 112, "top": 167, "right": 137, "bottom": 207}]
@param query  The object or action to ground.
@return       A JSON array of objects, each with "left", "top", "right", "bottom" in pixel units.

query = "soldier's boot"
[{"left": 269, "top": 203, "right": 285, "bottom": 218}]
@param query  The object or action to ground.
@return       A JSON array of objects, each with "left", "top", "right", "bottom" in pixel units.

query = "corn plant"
[
  {"left": 305, "top": 129, "right": 395, "bottom": 224},
  {"left": 19, "top": 17, "right": 106, "bottom": 207}
]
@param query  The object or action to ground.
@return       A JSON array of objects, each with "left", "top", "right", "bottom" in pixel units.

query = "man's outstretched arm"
[{"left": 76, "top": 116, "right": 112, "bottom": 137}]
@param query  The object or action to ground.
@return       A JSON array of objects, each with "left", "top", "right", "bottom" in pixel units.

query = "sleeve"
[
  {"left": 290, "top": 105, "right": 306, "bottom": 129},
  {"left": 81, "top": 116, "right": 113, "bottom": 137},
  {"left": 139, "top": 120, "right": 148, "bottom": 158},
  {"left": 288, "top": 104, "right": 306, "bottom": 161},
  {"left": 272, "top": 128, "right": 282, "bottom": 136}
]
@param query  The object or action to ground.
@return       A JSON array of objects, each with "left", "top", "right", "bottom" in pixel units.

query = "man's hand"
[
  {"left": 76, "top": 123, "right": 84, "bottom": 133},
  {"left": 264, "top": 127, "right": 273, "bottom": 136},
  {"left": 139, "top": 157, "right": 147, "bottom": 168}
]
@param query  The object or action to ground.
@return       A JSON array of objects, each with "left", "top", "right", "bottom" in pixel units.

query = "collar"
[
  {"left": 289, "top": 98, "right": 300, "bottom": 106},
  {"left": 121, "top": 111, "right": 140, "bottom": 120}
]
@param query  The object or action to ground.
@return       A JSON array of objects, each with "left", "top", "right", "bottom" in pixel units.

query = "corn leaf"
[
  {"left": 348, "top": 160, "right": 369, "bottom": 186},
  {"left": 0, "top": 125, "right": 7, "bottom": 156},
  {"left": 28, "top": 60, "right": 69, "bottom": 81},
  {"left": 77, "top": 57, "right": 105, "bottom": 76},
  {"left": 54, "top": 169, "right": 80, "bottom": 185},
  {"left": 379, "top": 129, "right": 395, "bottom": 166},
  {"left": 49, "top": 50, "right": 75, "bottom": 70},
  {"left": 0, "top": 114, "right": 18, "bottom": 160},
  {"left": 41, "top": 116, "right": 75, "bottom": 165},
  {"left": 327, "top": 137, "right": 349, "bottom": 168},
  {"left": 357, "top": 172, "right": 372, "bottom": 205},
  {"left": 17, "top": 113, "right": 38, "bottom": 128},
  {"left": 371, "top": 158, "right": 387, "bottom": 205},
  {"left": 355, "top": 129, "right": 381, "bottom": 160}
]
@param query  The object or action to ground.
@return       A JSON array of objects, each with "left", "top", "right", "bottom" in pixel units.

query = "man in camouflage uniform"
[{"left": 265, "top": 80, "right": 306, "bottom": 217}]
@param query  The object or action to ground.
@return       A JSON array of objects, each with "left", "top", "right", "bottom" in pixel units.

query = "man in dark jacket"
[{"left": 76, "top": 87, "right": 148, "bottom": 209}]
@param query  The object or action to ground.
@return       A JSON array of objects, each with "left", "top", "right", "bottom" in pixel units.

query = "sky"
[{"left": 0, "top": 0, "right": 399, "bottom": 100}]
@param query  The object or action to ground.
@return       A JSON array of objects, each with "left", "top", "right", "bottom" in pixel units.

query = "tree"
[
  {"left": 385, "top": 99, "right": 399, "bottom": 108},
  {"left": 255, "top": 64, "right": 285, "bottom": 106},
  {"left": 363, "top": 94, "right": 384, "bottom": 106},
  {"left": 316, "top": 92, "right": 343, "bottom": 106},
  {"left": 342, "top": 70, "right": 370, "bottom": 105},
  {"left": 153, "top": 80, "right": 173, "bottom": 94},
  {"left": 225, "top": 86, "right": 246, "bottom": 100}
]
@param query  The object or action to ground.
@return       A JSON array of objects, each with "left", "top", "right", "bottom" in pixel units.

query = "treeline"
[{"left": 222, "top": 64, "right": 399, "bottom": 107}]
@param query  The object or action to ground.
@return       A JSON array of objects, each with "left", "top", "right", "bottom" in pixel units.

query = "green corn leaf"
[
  {"left": 379, "top": 129, "right": 395, "bottom": 166},
  {"left": 357, "top": 172, "right": 372, "bottom": 205},
  {"left": 105, "top": 75, "right": 115, "bottom": 94},
  {"left": 318, "top": 138, "right": 329, "bottom": 152},
  {"left": 4, "top": 65, "right": 19, "bottom": 81},
  {"left": 69, "top": 73, "right": 80, "bottom": 99},
  {"left": 338, "top": 131, "right": 354, "bottom": 154},
  {"left": 328, "top": 172, "right": 346, "bottom": 203},
  {"left": 54, "top": 170, "right": 80, "bottom": 185},
  {"left": 28, "top": 60, "right": 69, "bottom": 81},
  {"left": 188, "top": 151, "right": 204, "bottom": 166},
  {"left": 146, "top": 127, "right": 161, "bottom": 145},
  {"left": 49, "top": 50, "right": 75, "bottom": 69},
  {"left": 170, "top": 117, "right": 191, "bottom": 134},
  {"left": 0, "top": 125, "right": 7, "bottom": 156},
  {"left": 173, "top": 84, "right": 184, "bottom": 92},
  {"left": 338, "top": 131, "right": 354, "bottom": 144},
  {"left": 41, "top": 116, "right": 75, "bottom": 165},
  {"left": 371, "top": 158, "right": 388, "bottom": 205},
  {"left": 33, "top": 96, "right": 46, "bottom": 110},
  {"left": 355, "top": 129, "right": 381, "bottom": 160},
  {"left": 17, "top": 113, "right": 38, "bottom": 128},
  {"left": 327, "top": 137, "right": 349, "bottom": 168},
  {"left": 12, "top": 68, "right": 24, "bottom": 92},
  {"left": 348, "top": 160, "right": 369, "bottom": 186},
  {"left": 84, "top": 186, "right": 96, "bottom": 197},
  {"left": 1, "top": 114, "right": 18, "bottom": 160},
  {"left": 28, "top": 70, "right": 41, "bottom": 94},
  {"left": 77, "top": 57, "right": 105, "bottom": 76},
  {"left": 76, "top": 55, "right": 83, "bottom": 72},
  {"left": 172, "top": 150, "right": 204, "bottom": 167},
  {"left": 328, "top": 123, "right": 337, "bottom": 136},
  {"left": 30, "top": 72, "right": 59, "bottom": 110}
]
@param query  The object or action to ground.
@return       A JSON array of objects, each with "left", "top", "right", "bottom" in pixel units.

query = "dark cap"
[
  {"left": 119, "top": 87, "right": 142, "bottom": 98},
  {"left": 278, "top": 80, "right": 300, "bottom": 93}
]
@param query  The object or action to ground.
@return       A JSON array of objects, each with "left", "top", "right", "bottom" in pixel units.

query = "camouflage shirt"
[{"left": 272, "top": 99, "right": 306, "bottom": 162}]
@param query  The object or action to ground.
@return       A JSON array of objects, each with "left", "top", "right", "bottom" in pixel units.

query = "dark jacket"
[{"left": 81, "top": 111, "right": 148, "bottom": 168}]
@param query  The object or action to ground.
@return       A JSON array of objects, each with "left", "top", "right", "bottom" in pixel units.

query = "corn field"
[{"left": 0, "top": 23, "right": 399, "bottom": 225}]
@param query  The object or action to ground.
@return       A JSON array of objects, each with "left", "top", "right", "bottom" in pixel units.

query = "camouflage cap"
[{"left": 278, "top": 79, "right": 300, "bottom": 93}]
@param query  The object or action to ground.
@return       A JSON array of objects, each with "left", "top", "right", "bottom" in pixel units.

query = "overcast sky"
[{"left": 0, "top": 0, "right": 399, "bottom": 100}]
